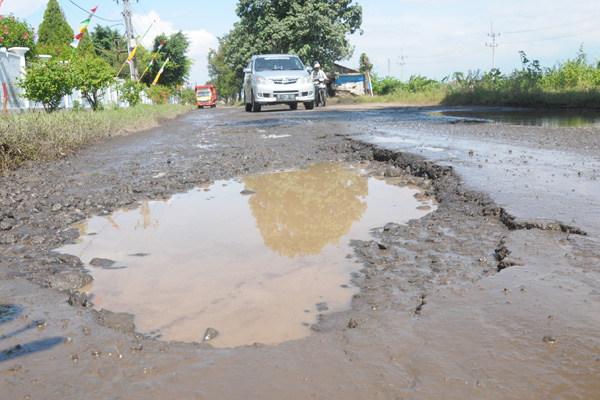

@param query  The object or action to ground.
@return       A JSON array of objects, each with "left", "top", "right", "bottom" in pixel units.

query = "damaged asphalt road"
[{"left": 0, "top": 104, "right": 599, "bottom": 399}]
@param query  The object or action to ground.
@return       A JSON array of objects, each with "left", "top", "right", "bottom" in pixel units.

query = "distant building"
[{"left": 332, "top": 63, "right": 366, "bottom": 95}]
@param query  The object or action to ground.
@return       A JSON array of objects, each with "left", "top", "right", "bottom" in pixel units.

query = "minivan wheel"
[
  {"left": 289, "top": 102, "right": 298, "bottom": 110},
  {"left": 251, "top": 91, "right": 261, "bottom": 112}
]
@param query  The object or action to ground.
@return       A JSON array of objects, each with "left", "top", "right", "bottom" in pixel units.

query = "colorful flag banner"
[
  {"left": 125, "top": 42, "right": 139, "bottom": 64},
  {"left": 138, "top": 40, "right": 166, "bottom": 81},
  {"left": 70, "top": 5, "right": 98, "bottom": 49},
  {"left": 152, "top": 57, "right": 170, "bottom": 85},
  {"left": 116, "top": 21, "right": 155, "bottom": 77}
]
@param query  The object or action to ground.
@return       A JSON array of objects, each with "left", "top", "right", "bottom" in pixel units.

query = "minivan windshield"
[{"left": 254, "top": 56, "right": 304, "bottom": 72}]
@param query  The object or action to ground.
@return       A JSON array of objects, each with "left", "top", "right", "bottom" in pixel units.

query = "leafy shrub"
[
  {"left": 147, "top": 84, "right": 171, "bottom": 104},
  {"left": 71, "top": 100, "right": 85, "bottom": 112},
  {"left": 372, "top": 75, "right": 403, "bottom": 95},
  {"left": 0, "top": 14, "right": 37, "bottom": 58},
  {"left": 70, "top": 55, "right": 116, "bottom": 111},
  {"left": 16, "top": 58, "right": 73, "bottom": 113},
  {"left": 118, "top": 79, "right": 146, "bottom": 107}
]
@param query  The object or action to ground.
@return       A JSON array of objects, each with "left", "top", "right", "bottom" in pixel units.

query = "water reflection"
[
  {"left": 58, "top": 164, "right": 435, "bottom": 347},
  {"left": 244, "top": 163, "right": 368, "bottom": 258},
  {"left": 432, "top": 109, "right": 600, "bottom": 127}
]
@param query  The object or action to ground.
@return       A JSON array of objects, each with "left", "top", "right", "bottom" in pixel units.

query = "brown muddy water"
[{"left": 58, "top": 163, "right": 434, "bottom": 348}]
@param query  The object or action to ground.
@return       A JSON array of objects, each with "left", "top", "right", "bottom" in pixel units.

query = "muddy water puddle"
[
  {"left": 431, "top": 109, "right": 600, "bottom": 127},
  {"left": 58, "top": 163, "right": 434, "bottom": 348}
]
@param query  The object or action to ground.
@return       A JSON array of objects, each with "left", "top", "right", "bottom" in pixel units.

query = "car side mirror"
[
  {"left": 243, "top": 68, "right": 251, "bottom": 74},
  {"left": 306, "top": 66, "right": 313, "bottom": 72}
]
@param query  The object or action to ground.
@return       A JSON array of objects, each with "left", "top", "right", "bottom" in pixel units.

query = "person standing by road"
[{"left": 312, "top": 62, "right": 328, "bottom": 106}]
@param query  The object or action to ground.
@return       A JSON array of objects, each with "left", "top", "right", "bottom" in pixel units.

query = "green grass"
[
  {"left": 0, "top": 104, "right": 193, "bottom": 172},
  {"left": 330, "top": 87, "right": 448, "bottom": 106},
  {"left": 442, "top": 87, "right": 600, "bottom": 109}
]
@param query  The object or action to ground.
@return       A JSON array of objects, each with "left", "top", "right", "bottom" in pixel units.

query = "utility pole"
[
  {"left": 486, "top": 22, "right": 499, "bottom": 71},
  {"left": 114, "top": 0, "right": 138, "bottom": 80},
  {"left": 397, "top": 49, "right": 407, "bottom": 82}
]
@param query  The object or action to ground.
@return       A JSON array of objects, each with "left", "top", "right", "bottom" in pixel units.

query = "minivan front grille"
[{"left": 272, "top": 78, "right": 299, "bottom": 85}]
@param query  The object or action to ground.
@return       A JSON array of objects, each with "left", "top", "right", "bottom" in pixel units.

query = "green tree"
[
  {"left": 139, "top": 32, "right": 191, "bottom": 87},
  {"left": 207, "top": 43, "right": 238, "bottom": 103},
  {"left": 70, "top": 55, "right": 116, "bottom": 111},
  {"left": 214, "top": 0, "right": 362, "bottom": 94},
  {"left": 75, "top": 29, "right": 95, "bottom": 57},
  {"left": 359, "top": 53, "right": 372, "bottom": 74},
  {"left": 91, "top": 25, "right": 127, "bottom": 70},
  {"left": 133, "top": 45, "right": 150, "bottom": 78},
  {"left": 37, "top": 0, "right": 73, "bottom": 50},
  {"left": 0, "top": 14, "right": 38, "bottom": 58},
  {"left": 16, "top": 58, "right": 73, "bottom": 113}
]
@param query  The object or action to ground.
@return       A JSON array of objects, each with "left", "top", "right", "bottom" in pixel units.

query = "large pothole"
[{"left": 58, "top": 162, "right": 435, "bottom": 347}]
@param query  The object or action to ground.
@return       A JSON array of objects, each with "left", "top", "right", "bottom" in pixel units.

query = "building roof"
[{"left": 332, "top": 63, "right": 361, "bottom": 75}]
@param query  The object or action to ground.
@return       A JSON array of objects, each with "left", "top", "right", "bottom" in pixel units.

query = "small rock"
[
  {"left": 240, "top": 189, "right": 256, "bottom": 195},
  {"left": 543, "top": 335, "right": 556, "bottom": 343},
  {"left": 46, "top": 271, "right": 93, "bottom": 291},
  {"left": 89, "top": 258, "right": 116, "bottom": 268},
  {"left": 203, "top": 327, "right": 219, "bottom": 342},
  {"left": 347, "top": 319, "right": 359, "bottom": 329},
  {"left": 0, "top": 218, "right": 15, "bottom": 230},
  {"left": 316, "top": 302, "right": 329, "bottom": 312}
]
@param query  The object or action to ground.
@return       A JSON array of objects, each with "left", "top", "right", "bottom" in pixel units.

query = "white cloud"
[
  {"left": 0, "top": 0, "right": 47, "bottom": 18},
  {"left": 184, "top": 29, "right": 218, "bottom": 57},
  {"left": 345, "top": 0, "right": 600, "bottom": 80}
]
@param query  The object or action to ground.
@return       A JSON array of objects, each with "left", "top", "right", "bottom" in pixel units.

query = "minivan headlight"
[
  {"left": 255, "top": 76, "right": 273, "bottom": 85},
  {"left": 300, "top": 75, "right": 313, "bottom": 84}
]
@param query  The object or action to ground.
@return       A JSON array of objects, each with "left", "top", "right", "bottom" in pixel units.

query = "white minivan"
[{"left": 243, "top": 54, "right": 315, "bottom": 112}]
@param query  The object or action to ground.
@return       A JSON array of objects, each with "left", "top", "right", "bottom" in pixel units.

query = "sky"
[{"left": 3, "top": 0, "right": 600, "bottom": 85}]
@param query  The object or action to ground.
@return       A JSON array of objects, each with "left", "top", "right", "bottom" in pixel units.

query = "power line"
[
  {"left": 503, "top": 13, "right": 600, "bottom": 35},
  {"left": 64, "top": 0, "right": 122, "bottom": 23},
  {"left": 503, "top": 25, "right": 600, "bottom": 45}
]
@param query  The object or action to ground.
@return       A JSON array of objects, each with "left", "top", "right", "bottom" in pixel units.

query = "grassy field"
[
  {"left": 0, "top": 104, "right": 193, "bottom": 172},
  {"left": 359, "top": 48, "right": 600, "bottom": 109}
]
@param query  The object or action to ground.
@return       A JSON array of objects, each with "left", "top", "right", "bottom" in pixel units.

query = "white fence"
[{"left": 0, "top": 47, "right": 178, "bottom": 114}]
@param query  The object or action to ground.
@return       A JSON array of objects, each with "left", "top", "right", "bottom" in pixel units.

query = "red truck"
[{"left": 195, "top": 85, "right": 217, "bottom": 108}]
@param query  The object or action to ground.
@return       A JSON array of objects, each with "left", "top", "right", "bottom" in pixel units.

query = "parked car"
[{"left": 243, "top": 54, "right": 315, "bottom": 112}]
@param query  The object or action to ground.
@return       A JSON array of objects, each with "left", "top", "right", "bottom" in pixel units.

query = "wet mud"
[{"left": 1, "top": 104, "right": 599, "bottom": 399}]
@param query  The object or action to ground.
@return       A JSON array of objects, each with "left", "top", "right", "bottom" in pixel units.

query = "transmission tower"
[
  {"left": 114, "top": 0, "right": 138, "bottom": 80},
  {"left": 486, "top": 22, "right": 500, "bottom": 71},
  {"left": 397, "top": 49, "right": 407, "bottom": 82}
]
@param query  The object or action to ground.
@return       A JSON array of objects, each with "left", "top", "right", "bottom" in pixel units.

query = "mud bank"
[{"left": 1, "top": 105, "right": 599, "bottom": 399}]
